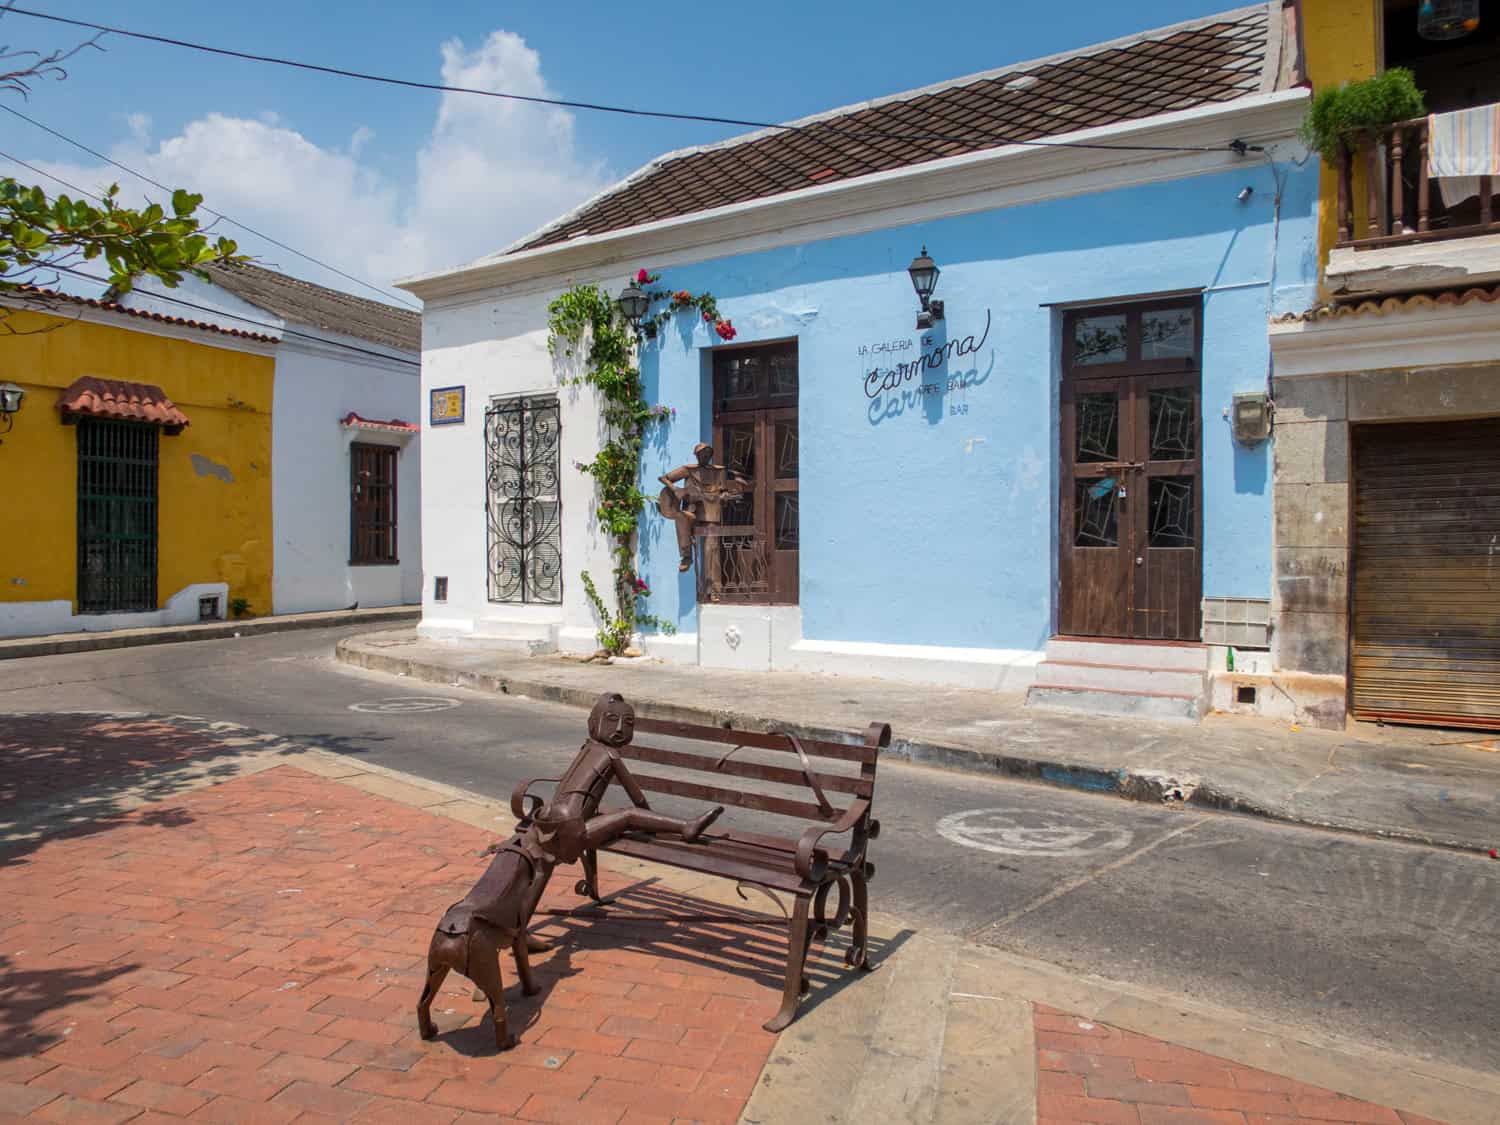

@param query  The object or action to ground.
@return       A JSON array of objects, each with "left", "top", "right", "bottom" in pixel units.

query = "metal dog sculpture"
[{"left": 417, "top": 693, "right": 721, "bottom": 1050}]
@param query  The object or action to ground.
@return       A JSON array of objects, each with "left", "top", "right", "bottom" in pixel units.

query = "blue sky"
[{"left": 0, "top": 1, "right": 1244, "bottom": 303}]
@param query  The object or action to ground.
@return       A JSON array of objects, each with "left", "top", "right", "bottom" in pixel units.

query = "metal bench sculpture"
[
  {"left": 417, "top": 693, "right": 722, "bottom": 1050},
  {"left": 512, "top": 693, "right": 889, "bottom": 1033}
]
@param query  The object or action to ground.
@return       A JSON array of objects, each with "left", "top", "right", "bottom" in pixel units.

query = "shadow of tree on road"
[{"left": 0, "top": 712, "right": 369, "bottom": 870}]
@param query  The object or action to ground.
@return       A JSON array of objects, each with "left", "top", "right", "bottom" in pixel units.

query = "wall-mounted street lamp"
[
  {"left": 907, "top": 246, "right": 945, "bottom": 330},
  {"left": 0, "top": 381, "right": 24, "bottom": 441},
  {"left": 616, "top": 280, "right": 650, "bottom": 329}
]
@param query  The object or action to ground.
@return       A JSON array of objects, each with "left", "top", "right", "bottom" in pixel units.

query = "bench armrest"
[
  {"left": 510, "top": 777, "right": 559, "bottom": 822},
  {"left": 795, "top": 799, "right": 871, "bottom": 882}
]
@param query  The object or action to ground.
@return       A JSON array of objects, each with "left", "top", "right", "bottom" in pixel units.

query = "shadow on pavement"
[{"left": 0, "top": 712, "right": 364, "bottom": 869}]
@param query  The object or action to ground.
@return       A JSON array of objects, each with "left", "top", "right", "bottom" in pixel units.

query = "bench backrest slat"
[
  {"left": 619, "top": 742, "right": 874, "bottom": 799},
  {"left": 627, "top": 771, "right": 833, "bottom": 822},
  {"left": 633, "top": 717, "right": 879, "bottom": 765}
]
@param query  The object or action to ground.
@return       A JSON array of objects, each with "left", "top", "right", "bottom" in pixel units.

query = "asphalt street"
[{"left": 2, "top": 625, "right": 1497, "bottom": 1073}]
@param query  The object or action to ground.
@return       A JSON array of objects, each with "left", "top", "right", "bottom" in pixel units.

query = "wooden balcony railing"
[{"left": 1336, "top": 114, "right": 1500, "bottom": 250}]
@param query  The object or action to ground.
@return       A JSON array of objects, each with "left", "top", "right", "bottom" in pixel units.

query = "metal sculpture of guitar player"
[
  {"left": 417, "top": 693, "right": 722, "bottom": 1050},
  {"left": 657, "top": 441, "right": 751, "bottom": 572}
]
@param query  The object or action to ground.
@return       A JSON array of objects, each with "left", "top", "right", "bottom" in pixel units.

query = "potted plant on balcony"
[{"left": 1299, "top": 67, "right": 1426, "bottom": 163}]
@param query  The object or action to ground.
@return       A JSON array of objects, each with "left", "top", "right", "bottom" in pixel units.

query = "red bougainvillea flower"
[
  {"left": 636, "top": 268, "right": 650, "bottom": 284},
  {"left": 703, "top": 311, "right": 713, "bottom": 323},
  {"left": 715, "top": 320, "right": 737, "bottom": 341}
]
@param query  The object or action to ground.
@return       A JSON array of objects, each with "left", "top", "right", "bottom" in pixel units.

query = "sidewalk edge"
[
  {"left": 0, "top": 606, "right": 420, "bottom": 660},
  {"left": 334, "top": 635, "right": 1488, "bottom": 855}
]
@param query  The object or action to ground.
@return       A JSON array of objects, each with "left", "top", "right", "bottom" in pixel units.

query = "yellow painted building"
[
  {"left": 1300, "top": 0, "right": 1383, "bottom": 277},
  {"left": 0, "top": 296, "right": 276, "bottom": 635}
]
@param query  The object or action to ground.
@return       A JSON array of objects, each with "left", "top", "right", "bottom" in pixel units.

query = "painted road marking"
[
  {"left": 348, "top": 697, "right": 462, "bottom": 714},
  {"left": 936, "top": 807, "right": 1134, "bottom": 857}
]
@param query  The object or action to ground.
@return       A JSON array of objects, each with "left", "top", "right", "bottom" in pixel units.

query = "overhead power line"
[
  {"left": 0, "top": 164, "right": 421, "bottom": 366},
  {"left": 51, "top": 264, "right": 422, "bottom": 366},
  {"left": 1, "top": 5, "right": 1250, "bottom": 156},
  {"left": 0, "top": 103, "right": 420, "bottom": 310}
]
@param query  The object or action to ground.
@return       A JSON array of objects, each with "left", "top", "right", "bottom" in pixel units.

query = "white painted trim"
[
  {"left": 400, "top": 91, "right": 1310, "bottom": 304},
  {"left": 0, "top": 296, "right": 277, "bottom": 357},
  {"left": 0, "top": 583, "right": 229, "bottom": 639},
  {"left": 782, "top": 638, "right": 1044, "bottom": 693},
  {"left": 1269, "top": 298, "right": 1500, "bottom": 375},
  {"left": 1325, "top": 234, "right": 1500, "bottom": 298}
]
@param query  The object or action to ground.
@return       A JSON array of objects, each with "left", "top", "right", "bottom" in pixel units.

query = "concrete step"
[
  {"left": 1044, "top": 638, "right": 1208, "bottom": 671},
  {"left": 1031, "top": 659, "right": 1205, "bottom": 696},
  {"left": 1026, "top": 684, "right": 1205, "bottom": 723}
]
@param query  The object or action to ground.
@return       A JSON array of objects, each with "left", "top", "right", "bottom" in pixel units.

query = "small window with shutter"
[{"left": 350, "top": 442, "right": 398, "bottom": 565}]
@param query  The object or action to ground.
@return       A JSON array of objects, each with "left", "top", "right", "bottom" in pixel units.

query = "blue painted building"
[{"left": 403, "top": 5, "right": 1321, "bottom": 719}]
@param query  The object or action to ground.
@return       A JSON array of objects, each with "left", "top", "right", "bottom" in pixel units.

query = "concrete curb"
[
  {"left": 335, "top": 636, "right": 1488, "bottom": 855},
  {"left": 0, "top": 605, "right": 420, "bottom": 660}
]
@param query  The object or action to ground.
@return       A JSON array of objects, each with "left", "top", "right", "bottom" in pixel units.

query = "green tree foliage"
[
  {"left": 0, "top": 180, "right": 243, "bottom": 298},
  {"left": 1299, "top": 68, "right": 1426, "bottom": 161},
  {"left": 0, "top": 20, "right": 244, "bottom": 310}
]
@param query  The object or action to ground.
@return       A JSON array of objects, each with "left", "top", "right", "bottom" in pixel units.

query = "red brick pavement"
[
  {"left": 0, "top": 763, "right": 783, "bottom": 1124},
  {"left": 1034, "top": 1005, "right": 1447, "bottom": 1125}
]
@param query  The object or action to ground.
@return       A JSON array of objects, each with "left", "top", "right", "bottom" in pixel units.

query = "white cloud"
[{"left": 4, "top": 30, "right": 609, "bottom": 300}]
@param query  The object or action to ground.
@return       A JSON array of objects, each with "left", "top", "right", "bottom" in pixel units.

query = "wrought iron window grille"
[{"left": 485, "top": 395, "right": 563, "bottom": 605}]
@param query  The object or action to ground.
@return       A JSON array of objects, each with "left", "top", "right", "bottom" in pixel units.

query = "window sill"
[{"left": 349, "top": 559, "right": 401, "bottom": 567}]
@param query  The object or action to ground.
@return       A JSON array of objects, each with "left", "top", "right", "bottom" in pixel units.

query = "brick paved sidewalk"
[
  {"left": 1034, "top": 1006, "right": 1445, "bottom": 1125},
  {"left": 2, "top": 714, "right": 1488, "bottom": 1125},
  {"left": 0, "top": 761, "right": 781, "bottom": 1124}
]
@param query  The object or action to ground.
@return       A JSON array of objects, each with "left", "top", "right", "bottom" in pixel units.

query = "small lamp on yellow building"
[{"left": 0, "top": 381, "right": 24, "bottom": 439}]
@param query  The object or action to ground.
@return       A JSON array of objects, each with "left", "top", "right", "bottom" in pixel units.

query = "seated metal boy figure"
[
  {"left": 417, "top": 693, "right": 720, "bottom": 1051},
  {"left": 529, "top": 692, "right": 722, "bottom": 866}
]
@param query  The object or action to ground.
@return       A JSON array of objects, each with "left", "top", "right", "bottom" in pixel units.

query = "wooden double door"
[{"left": 1058, "top": 300, "right": 1203, "bottom": 640}]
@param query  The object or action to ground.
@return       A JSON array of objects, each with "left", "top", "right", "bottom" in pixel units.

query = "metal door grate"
[
  {"left": 485, "top": 395, "right": 562, "bottom": 604},
  {"left": 77, "top": 419, "right": 158, "bottom": 613}
]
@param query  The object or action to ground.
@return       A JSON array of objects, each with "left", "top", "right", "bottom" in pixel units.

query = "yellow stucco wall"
[
  {"left": 1300, "top": 0, "right": 1382, "bottom": 285},
  {"left": 0, "top": 306, "right": 274, "bottom": 616}
]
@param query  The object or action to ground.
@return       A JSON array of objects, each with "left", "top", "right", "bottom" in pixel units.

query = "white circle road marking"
[
  {"left": 936, "top": 808, "right": 1134, "bottom": 857},
  {"left": 348, "top": 697, "right": 462, "bottom": 714}
]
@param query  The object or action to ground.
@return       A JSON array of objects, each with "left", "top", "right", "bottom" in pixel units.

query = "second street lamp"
[
  {"left": 617, "top": 281, "right": 650, "bottom": 329},
  {"left": 907, "top": 246, "right": 945, "bottom": 330}
]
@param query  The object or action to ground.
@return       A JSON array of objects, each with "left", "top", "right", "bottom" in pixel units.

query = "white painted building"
[
  {"left": 127, "top": 264, "right": 424, "bottom": 614},
  {"left": 394, "top": 7, "right": 1323, "bottom": 723}
]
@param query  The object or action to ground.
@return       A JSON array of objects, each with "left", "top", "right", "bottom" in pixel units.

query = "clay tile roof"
[
  {"left": 513, "top": 5, "right": 1278, "bottom": 253},
  {"left": 12, "top": 285, "right": 278, "bottom": 343},
  {"left": 207, "top": 262, "right": 420, "bottom": 353},
  {"left": 1273, "top": 284, "right": 1500, "bottom": 323},
  {"left": 57, "top": 377, "right": 191, "bottom": 433},
  {"left": 340, "top": 411, "right": 419, "bottom": 433}
]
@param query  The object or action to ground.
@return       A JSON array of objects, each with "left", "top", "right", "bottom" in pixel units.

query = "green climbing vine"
[{"left": 547, "top": 269, "right": 733, "bottom": 656}]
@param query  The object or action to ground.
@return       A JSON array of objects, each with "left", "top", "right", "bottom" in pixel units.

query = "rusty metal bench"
[{"left": 511, "top": 701, "right": 889, "bottom": 1032}]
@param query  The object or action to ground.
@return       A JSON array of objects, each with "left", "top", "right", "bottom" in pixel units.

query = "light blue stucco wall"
[{"left": 634, "top": 158, "right": 1319, "bottom": 652}]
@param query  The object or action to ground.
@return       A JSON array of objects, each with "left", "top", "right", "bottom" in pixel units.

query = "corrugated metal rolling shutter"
[{"left": 1351, "top": 418, "right": 1500, "bottom": 729}]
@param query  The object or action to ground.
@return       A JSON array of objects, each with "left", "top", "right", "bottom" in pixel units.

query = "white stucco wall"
[
  {"left": 418, "top": 290, "right": 612, "bottom": 645},
  {"left": 270, "top": 328, "right": 422, "bottom": 614},
  {"left": 114, "top": 277, "right": 423, "bottom": 616}
]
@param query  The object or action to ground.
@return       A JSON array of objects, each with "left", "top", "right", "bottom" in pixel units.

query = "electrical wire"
[
  {"left": 50, "top": 264, "right": 422, "bottom": 366},
  {"left": 1, "top": 5, "right": 1249, "bottom": 156},
  {"left": 0, "top": 104, "right": 419, "bottom": 309},
  {"left": 0, "top": 150, "right": 421, "bottom": 365}
]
